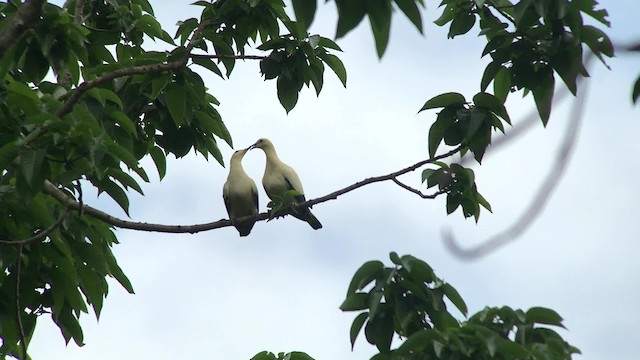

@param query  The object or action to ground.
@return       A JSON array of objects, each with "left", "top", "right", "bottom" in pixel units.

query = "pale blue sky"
[{"left": 30, "top": 1, "right": 640, "bottom": 359}]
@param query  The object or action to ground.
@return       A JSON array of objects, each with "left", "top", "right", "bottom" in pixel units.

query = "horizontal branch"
[
  {"left": 56, "top": 19, "right": 216, "bottom": 118},
  {"left": 42, "top": 147, "right": 461, "bottom": 233}
]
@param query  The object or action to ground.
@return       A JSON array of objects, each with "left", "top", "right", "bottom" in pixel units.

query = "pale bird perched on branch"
[
  {"left": 250, "top": 138, "right": 322, "bottom": 230},
  {"left": 223, "top": 148, "right": 259, "bottom": 236}
]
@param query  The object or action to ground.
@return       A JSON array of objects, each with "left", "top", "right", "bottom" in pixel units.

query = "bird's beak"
[{"left": 247, "top": 142, "right": 257, "bottom": 151}]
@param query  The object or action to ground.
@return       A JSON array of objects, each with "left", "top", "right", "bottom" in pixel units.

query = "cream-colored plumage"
[
  {"left": 250, "top": 138, "right": 322, "bottom": 230},
  {"left": 223, "top": 148, "right": 259, "bottom": 236}
]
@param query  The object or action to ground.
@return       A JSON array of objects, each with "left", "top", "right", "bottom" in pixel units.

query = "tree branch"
[
  {"left": 0, "top": 209, "right": 70, "bottom": 246},
  {"left": 42, "top": 147, "right": 461, "bottom": 233},
  {"left": 305, "top": 147, "right": 462, "bottom": 208},
  {"left": 0, "top": 0, "right": 46, "bottom": 59},
  {"left": 391, "top": 178, "right": 446, "bottom": 199},
  {"left": 486, "top": 0, "right": 515, "bottom": 25},
  {"left": 56, "top": 18, "right": 217, "bottom": 118},
  {"left": 444, "top": 54, "right": 594, "bottom": 260}
]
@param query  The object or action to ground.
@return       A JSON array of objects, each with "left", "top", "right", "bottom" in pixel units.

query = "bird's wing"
[
  {"left": 223, "top": 182, "right": 233, "bottom": 217},
  {"left": 251, "top": 181, "right": 259, "bottom": 214},
  {"left": 285, "top": 178, "right": 307, "bottom": 203}
]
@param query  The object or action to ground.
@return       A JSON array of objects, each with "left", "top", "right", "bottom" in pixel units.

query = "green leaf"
[
  {"left": 419, "top": 92, "right": 466, "bottom": 112},
  {"left": 149, "top": 146, "right": 167, "bottom": 180},
  {"left": 109, "top": 169, "right": 144, "bottom": 195},
  {"left": 165, "top": 83, "right": 187, "bottom": 127},
  {"left": 397, "top": 329, "right": 440, "bottom": 354},
  {"left": 287, "top": 351, "right": 315, "bottom": 360},
  {"left": 56, "top": 308, "right": 85, "bottom": 346},
  {"left": 480, "top": 61, "right": 501, "bottom": 92},
  {"left": 428, "top": 107, "right": 457, "bottom": 157},
  {"left": 7, "top": 81, "right": 40, "bottom": 103},
  {"left": 77, "top": 264, "right": 105, "bottom": 319},
  {"left": 318, "top": 52, "right": 347, "bottom": 87},
  {"left": 473, "top": 92, "right": 510, "bottom": 123},
  {"left": 109, "top": 110, "right": 138, "bottom": 138},
  {"left": 350, "top": 312, "right": 369, "bottom": 349},
  {"left": 292, "top": 0, "right": 316, "bottom": 30},
  {"left": 442, "top": 283, "right": 467, "bottom": 316},
  {"left": 394, "top": 0, "right": 423, "bottom": 33},
  {"left": 633, "top": 76, "right": 640, "bottom": 104},
  {"left": 367, "top": 0, "right": 392, "bottom": 58},
  {"left": 19, "top": 147, "right": 46, "bottom": 187},
  {"left": 340, "top": 293, "right": 369, "bottom": 311},
  {"left": 318, "top": 36, "right": 342, "bottom": 51},
  {"left": 496, "top": 338, "right": 529, "bottom": 358},
  {"left": 277, "top": 76, "right": 301, "bottom": 113},
  {"left": 250, "top": 352, "right": 277, "bottom": 360},
  {"left": 0, "top": 141, "right": 18, "bottom": 175},
  {"left": 449, "top": 12, "right": 476, "bottom": 38},
  {"left": 400, "top": 255, "right": 436, "bottom": 283},
  {"left": 98, "top": 178, "right": 130, "bottom": 215},
  {"left": 434, "top": 4, "right": 455, "bottom": 26},
  {"left": 526, "top": 307, "right": 565, "bottom": 327},
  {"left": 446, "top": 192, "right": 461, "bottom": 214},
  {"left": 106, "top": 141, "right": 139, "bottom": 171},
  {"left": 192, "top": 56, "right": 224, "bottom": 79},
  {"left": 493, "top": 67, "right": 511, "bottom": 102},
  {"left": 532, "top": 72, "right": 555, "bottom": 126},
  {"left": 105, "top": 250, "right": 135, "bottom": 294},
  {"left": 347, "top": 260, "right": 383, "bottom": 294},
  {"left": 335, "top": 0, "right": 367, "bottom": 39},
  {"left": 421, "top": 168, "right": 435, "bottom": 184}
]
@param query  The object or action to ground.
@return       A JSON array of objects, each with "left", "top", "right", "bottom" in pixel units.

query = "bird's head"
[
  {"left": 230, "top": 147, "right": 250, "bottom": 163},
  {"left": 249, "top": 138, "right": 273, "bottom": 151}
]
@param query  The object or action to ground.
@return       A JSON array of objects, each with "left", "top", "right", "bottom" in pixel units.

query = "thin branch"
[
  {"left": 444, "top": 54, "right": 594, "bottom": 260},
  {"left": 56, "top": 18, "right": 216, "bottom": 118},
  {"left": 486, "top": 0, "right": 515, "bottom": 25},
  {"left": 392, "top": 178, "right": 446, "bottom": 199},
  {"left": 42, "top": 147, "right": 462, "bottom": 233},
  {"left": 16, "top": 244, "right": 27, "bottom": 360},
  {"left": 190, "top": 53, "right": 266, "bottom": 60},
  {"left": 0, "top": 209, "right": 69, "bottom": 246},
  {"left": 0, "top": 0, "right": 46, "bottom": 59},
  {"left": 305, "top": 147, "right": 462, "bottom": 208}
]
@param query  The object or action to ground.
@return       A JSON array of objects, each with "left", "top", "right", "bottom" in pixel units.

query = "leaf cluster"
[
  {"left": 341, "top": 253, "right": 580, "bottom": 360},
  {"left": 0, "top": 0, "right": 346, "bottom": 356},
  {"left": 434, "top": 0, "right": 613, "bottom": 124}
]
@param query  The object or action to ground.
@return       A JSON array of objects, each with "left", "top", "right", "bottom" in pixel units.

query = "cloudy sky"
[{"left": 30, "top": 1, "right": 639, "bottom": 359}]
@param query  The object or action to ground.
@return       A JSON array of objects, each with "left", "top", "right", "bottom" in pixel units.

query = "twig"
[
  {"left": 42, "top": 147, "right": 461, "bottom": 233},
  {"left": 392, "top": 178, "right": 446, "bottom": 199},
  {"left": 0, "top": 209, "right": 69, "bottom": 246},
  {"left": 16, "top": 244, "right": 27, "bottom": 360},
  {"left": 486, "top": 0, "right": 515, "bottom": 25},
  {"left": 0, "top": 0, "right": 46, "bottom": 59},
  {"left": 306, "top": 147, "right": 462, "bottom": 208},
  {"left": 444, "top": 54, "right": 594, "bottom": 260}
]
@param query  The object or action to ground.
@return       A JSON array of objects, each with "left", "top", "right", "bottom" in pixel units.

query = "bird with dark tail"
[
  {"left": 250, "top": 138, "right": 322, "bottom": 230},
  {"left": 223, "top": 147, "right": 259, "bottom": 236}
]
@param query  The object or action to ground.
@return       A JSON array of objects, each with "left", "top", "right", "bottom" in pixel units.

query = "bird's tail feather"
[{"left": 292, "top": 207, "right": 322, "bottom": 230}]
